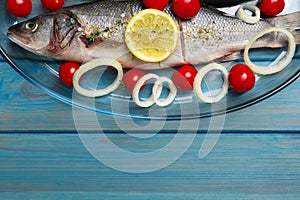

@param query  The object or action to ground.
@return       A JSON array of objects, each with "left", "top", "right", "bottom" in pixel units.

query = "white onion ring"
[
  {"left": 244, "top": 27, "right": 296, "bottom": 75},
  {"left": 132, "top": 73, "right": 159, "bottom": 108},
  {"left": 193, "top": 63, "right": 229, "bottom": 104},
  {"left": 236, "top": 4, "right": 260, "bottom": 24},
  {"left": 152, "top": 76, "right": 177, "bottom": 107},
  {"left": 73, "top": 58, "right": 123, "bottom": 98}
]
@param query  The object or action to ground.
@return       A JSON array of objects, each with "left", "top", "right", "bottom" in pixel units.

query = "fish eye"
[
  {"left": 70, "top": 18, "right": 75, "bottom": 25},
  {"left": 25, "top": 22, "right": 38, "bottom": 32}
]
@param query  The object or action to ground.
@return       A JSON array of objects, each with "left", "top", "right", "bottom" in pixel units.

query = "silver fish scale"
[
  {"left": 7, "top": 1, "right": 299, "bottom": 68},
  {"left": 182, "top": 7, "right": 271, "bottom": 62},
  {"left": 69, "top": 1, "right": 182, "bottom": 50},
  {"left": 69, "top": 1, "right": 272, "bottom": 62},
  {"left": 69, "top": 1, "right": 140, "bottom": 43},
  {"left": 130, "top": 3, "right": 178, "bottom": 22}
]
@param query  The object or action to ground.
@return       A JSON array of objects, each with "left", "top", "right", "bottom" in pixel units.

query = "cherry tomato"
[
  {"left": 122, "top": 68, "right": 146, "bottom": 93},
  {"left": 172, "top": 64, "right": 197, "bottom": 91},
  {"left": 6, "top": 0, "right": 32, "bottom": 17},
  {"left": 172, "top": 0, "right": 200, "bottom": 19},
  {"left": 259, "top": 0, "right": 285, "bottom": 17},
  {"left": 228, "top": 64, "right": 255, "bottom": 92},
  {"left": 59, "top": 62, "right": 80, "bottom": 86},
  {"left": 41, "top": 0, "right": 64, "bottom": 11},
  {"left": 143, "top": 0, "right": 169, "bottom": 10}
]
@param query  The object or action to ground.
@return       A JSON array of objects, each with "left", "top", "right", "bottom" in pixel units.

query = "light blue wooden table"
[{"left": 1, "top": 51, "right": 300, "bottom": 199}]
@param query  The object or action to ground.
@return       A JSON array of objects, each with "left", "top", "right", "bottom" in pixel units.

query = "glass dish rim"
[{"left": 1, "top": 45, "right": 300, "bottom": 121}]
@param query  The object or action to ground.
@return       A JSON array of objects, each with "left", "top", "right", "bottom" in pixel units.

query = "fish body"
[{"left": 7, "top": 0, "right": 300, "bottom": 69}]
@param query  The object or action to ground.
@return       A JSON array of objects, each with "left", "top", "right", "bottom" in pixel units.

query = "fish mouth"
[{"left": 7, "top": 30, "right": 37, "bottom": 53}]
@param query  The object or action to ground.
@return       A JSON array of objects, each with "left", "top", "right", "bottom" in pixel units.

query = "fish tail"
[{"left": 271, "top": 11, "right": 300, "bottom": 44}]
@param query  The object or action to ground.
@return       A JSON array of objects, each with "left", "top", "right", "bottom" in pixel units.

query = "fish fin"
[
  {"left": 204, "top": 6, "right": 235, "bottom": 17},
  {"left": 214, "top": 51, "right": 242, "bottom": 63},
  {"left": 270, "top": 12, "right": 300, "bottom": 44}
]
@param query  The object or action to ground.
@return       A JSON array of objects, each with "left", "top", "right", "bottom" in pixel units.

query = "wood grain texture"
[
  {"left": 0, "top": 133, "right": 299, "bottom": 199},
  {"left": 0, "top": 61, "right": 300, "bottom": 132},
  {"left": 1, "top": 3, "right": 300, "bottom": 199}
]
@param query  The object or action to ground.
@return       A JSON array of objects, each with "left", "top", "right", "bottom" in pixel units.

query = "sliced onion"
[
  {"left": 132, "top": 73, "right": 159, "bottom": 108},
  {"left": 236, "top": 4, "right": 260, "bottom": 24},
  {"left": 73, "top": 58, "right": 123, "bottom": 98},
  {"left": 152, "top": 76, "right": 177, "bottom": 107},
  {"left": 193, "top": 63, "right": 229, "bottom": 104},
  {"left": 244, "top": 27, "right": 296, "bottom": 75}
]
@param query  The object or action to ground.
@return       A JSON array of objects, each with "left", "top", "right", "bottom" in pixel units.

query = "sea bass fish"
[{"left": 7, "top": 0, "right": 300, "bottom": 69}]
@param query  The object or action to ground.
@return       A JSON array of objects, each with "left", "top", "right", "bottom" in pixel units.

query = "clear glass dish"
[{"left": 0, "top": 0, "right": 299, "bottom": 120}]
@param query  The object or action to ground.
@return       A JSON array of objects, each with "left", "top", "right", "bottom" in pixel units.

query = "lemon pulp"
[{"left": 125, "top": 9, "right": 179, "bottom": 63}]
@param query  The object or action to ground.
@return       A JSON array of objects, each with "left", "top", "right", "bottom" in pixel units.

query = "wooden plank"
[
  {"left": 1, "top": 61, "right": 300, "bottom": 132},
  {"left": 0, "top": 192, "right": 299, "bottom": 200},
  {"left": 0, "top": 133, "right": 299, "bottom": 199}
]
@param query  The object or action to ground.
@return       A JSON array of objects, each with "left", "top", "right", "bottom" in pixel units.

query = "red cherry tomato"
[
  {"left": 259, "top": 0, "right": 285, "bottom": 17},
  {"left": 59, "top": 62, "right": 81, "bottom": 86},
  {"left": 228, "top": 64, "right": 255, "bottom": 92},
  {"left": 41, "top": 0, "right": 64, "bottom": 11},
  {"left": 6, "top": 0, "right": 32, "bottom": 17},
  {"left": 172, "top": 64, "right": 197, "bottom": 91},
  {"left": 172, "top": 0, "right": 200, "bottom": 19},
  {"left": 143, "top": 0, "right": 169, "bottom": 10},
  {"left": 122, "top": 68, "right": 146, "bottom": 93}
]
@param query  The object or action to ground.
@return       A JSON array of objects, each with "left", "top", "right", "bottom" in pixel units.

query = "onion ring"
[
  {"left": 152, "top": 76, "right": 177, "bottom": 107},
  {"left": 193, "top": 63, "right": 229, "bottom": 104},
  {"left": 132, "top": 73, "right": 159, "bottom": 108},
  {"left": 73, "top": 58, "right": 123, "bottom": 98},
  {"left": 244, "top": 27, "right": 296, "bottom": 75},
  {"left": 236, "top": 4, "right": 260, "bottom": 24}
]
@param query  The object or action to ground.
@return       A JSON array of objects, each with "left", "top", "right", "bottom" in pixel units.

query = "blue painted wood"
[
  {"left": 0, "top": 133, "right": 299, "bottom": 199},
  {"left": 1, "top": 59, "right": 300, "bottom": 198},
  {"left": 1, "top": 2, "right": 300, "bottom": 199},
  {"left": 0, "top": 61, "right": 300, "bottom": 132},
  {"left": 0, "top": 192, "right": 299, "bottom": 200}
]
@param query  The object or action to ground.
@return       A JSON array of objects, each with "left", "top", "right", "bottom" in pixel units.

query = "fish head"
[
  {"left": 7, "top": 11, "right": 82, "bottom": 58},
  {"left": 7, "top": 14, "right": 54, "bottom": 56}
]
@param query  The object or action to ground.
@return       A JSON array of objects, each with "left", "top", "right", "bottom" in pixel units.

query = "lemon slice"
[{"left": 125, "top": 9, "right": 179, "bottom": 63}]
